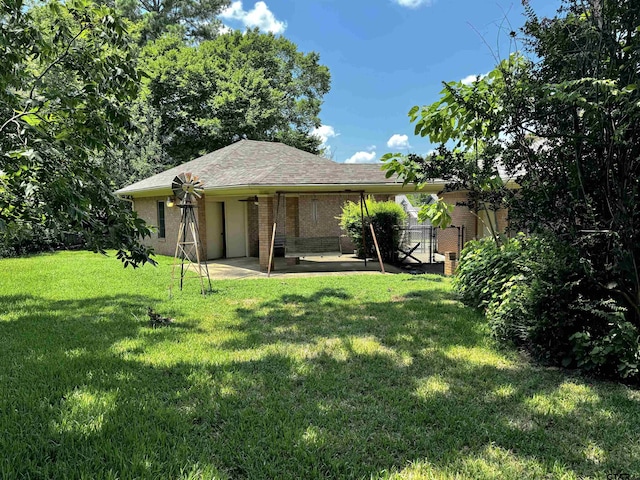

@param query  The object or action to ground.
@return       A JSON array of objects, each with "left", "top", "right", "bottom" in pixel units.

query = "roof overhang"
[{"left": 116, "top": 181, "right": 446, "bottom": 198}]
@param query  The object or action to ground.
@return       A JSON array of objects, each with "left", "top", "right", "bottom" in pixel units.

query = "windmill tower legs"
[{"left": 170, "top": 204, "right": 212, "bottom": 295}]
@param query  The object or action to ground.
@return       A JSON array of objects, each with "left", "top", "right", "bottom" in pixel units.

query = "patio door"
[{"left": 206, "top": 202, "right": 225, "bottom": 259}]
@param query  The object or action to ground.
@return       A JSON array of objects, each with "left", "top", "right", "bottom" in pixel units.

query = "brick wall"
[
  {"left": 258, "top": 196, "right": 274, "bottom": 271},
  {"left": 437, "top": 191, "right": 477, "bottom": 255},
  {"left": 297, "top": 194, "right": 361, "bottom": 252},
  {"left": 285, "top": 197, "right": 300, "bottom": 238},
  {"left": 134, "top": 196, "right": 180, "bottom": 257},
  {"left": 134, "top": 196, "right": 206, "bottom": 258},
  {"left": 444, "top": 252, "right": 458, "bottom": 276},
  {"left": 496, "top": 208, "right": 510, "bottom": 237}
]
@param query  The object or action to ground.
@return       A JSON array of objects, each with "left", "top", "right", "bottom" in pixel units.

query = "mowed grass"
[{"left": 1, "top": 252, "right": 639, "bottom": 479}]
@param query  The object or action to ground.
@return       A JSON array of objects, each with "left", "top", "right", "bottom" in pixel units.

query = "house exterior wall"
[
  {"left": 133, "top": 196, "right": 181, "bottom": 257},
  {"left": 134, "top": 196, "right": 206, "bottom": 258},
  {"left": 298, "top": 194, "right": 361, "bottom": 252},
  {"left": 135, "top": 192, "right": 400, "bottom": 268},
  {"left": 477, "top": 206, "right": 510, "bottom": 240},
  {"left": 496, "top": 208, "right": 509, "bottom": 236},
  {"left": 437, "top": 191, "right": 477, "bottom": 255},
  {"left": 436, "top": 191, "right": 512, "bottom": 256}
]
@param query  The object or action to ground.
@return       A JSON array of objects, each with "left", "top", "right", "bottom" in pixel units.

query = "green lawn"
[{"left": 1, "top": 251, "right": 639, "bottom": 479}]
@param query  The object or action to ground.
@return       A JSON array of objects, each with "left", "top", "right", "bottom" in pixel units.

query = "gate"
[{"left": 398, "top": 221, "right": 438, "bottom": 264}]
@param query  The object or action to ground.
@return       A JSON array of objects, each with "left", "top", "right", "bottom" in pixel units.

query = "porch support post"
[
  {"left": 285, "top": 196, "right": 300, "bottom": 265},
  {"left": 258, "top": 195, "right": 274, "bottom": 272}
]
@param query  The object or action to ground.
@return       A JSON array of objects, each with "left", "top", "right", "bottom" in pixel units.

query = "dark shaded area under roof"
[{"left": 116, "top": 140, "right": 403, "bottom": 195}]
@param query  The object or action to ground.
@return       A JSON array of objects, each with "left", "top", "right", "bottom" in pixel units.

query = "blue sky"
[{"left": 219, "top": 0, "right": 561, "bottom": 163}]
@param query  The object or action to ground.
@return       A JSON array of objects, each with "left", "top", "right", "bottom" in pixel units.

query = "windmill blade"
[
  {"left": 172, "top": 172, "right": 206, "bottom": 204},
  {"left": 171, "top": 175, "right": 187, "bottom": 200}
]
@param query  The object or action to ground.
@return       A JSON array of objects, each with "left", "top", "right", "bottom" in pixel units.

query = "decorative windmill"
[{"left": 170, "top": 172, "right": 212, "bottom": 295}]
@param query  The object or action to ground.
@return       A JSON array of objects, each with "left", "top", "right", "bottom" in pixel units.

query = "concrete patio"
[{"left": 195, "top": 254, "right": 443, "bottom": 280}]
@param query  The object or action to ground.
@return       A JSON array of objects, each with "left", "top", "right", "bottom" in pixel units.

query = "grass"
[{"left": 1, "top": 251, "right": 639, "bottom": 479}]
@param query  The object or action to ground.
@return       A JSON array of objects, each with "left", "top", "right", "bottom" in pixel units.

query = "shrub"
[
  {"left": 453, "top": 234, "right": 532, "bottom": 309},
  {"left": 454, "top": 234, "right": 640, "bottom": 383},
  {"left": 339, "top": 197, "right": 406, "bottom": 263}
]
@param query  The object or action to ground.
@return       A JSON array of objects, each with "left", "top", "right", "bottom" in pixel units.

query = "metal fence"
[{"left": 397, "top": 224, "right": 437, "bottom": 263}]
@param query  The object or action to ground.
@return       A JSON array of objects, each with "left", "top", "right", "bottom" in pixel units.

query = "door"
[
  {"left": 206, "top": 202, "right": 224, "bottom": 259},
  {"left": 225, "top": 200, "right": 247, "bottom": 258}
]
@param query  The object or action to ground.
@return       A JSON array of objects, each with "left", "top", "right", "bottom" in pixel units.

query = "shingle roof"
[{"left": 116, "top": 140, "right": 402, "bottom": 195}]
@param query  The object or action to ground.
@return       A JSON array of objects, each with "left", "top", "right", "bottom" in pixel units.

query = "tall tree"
[
  {"left": 139, "top": 29, "right": 331, "bottom": 165},
  {"left": 384, "top": 0, "right": 640, "bottom": 324},
  {"left": 0, "top": 0, "right": 154, "bottom": 266},
  {"left": 114, "top": 0, "right": 230, "bottom": 43}
]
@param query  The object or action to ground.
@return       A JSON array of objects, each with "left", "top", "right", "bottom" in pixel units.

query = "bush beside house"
[
  {"left": 339, "top": 198, "right": 406, "bottom": 264},
  {"left": 454, "top": 235, "right": 640, "bottom": 383}
]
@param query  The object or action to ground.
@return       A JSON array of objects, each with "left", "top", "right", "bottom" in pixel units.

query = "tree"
[
  {"left": 139, "top": 29, "right": 331, "bottom": 165},
  {"left": 383, "top": 0, "right": 640, "bottom": 378},
  {"left": 0, "top": 0, "right": 155, "bottom": 266},
  {"left": 504, "top": 0, "right": 640, "bottom": 323},
  {"left": 114, "top": 0, "right": 230, "bottom": 43},
  {"left": 381, "top": 56, "right": 522, "bottom": 240}
]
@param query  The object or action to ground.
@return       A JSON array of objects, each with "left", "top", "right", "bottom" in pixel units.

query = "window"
[
  {"left": 311, "top": 196, "right": 318, "bottom": 223},
  {"left": 157, "top": 201, "right": 166, "bottom": 238}
]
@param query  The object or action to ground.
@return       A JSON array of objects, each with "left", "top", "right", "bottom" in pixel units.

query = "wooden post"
[
  {"left": 362, "top": 197, "right": 385, "bottom": 274},
  {"left": 360, "top": 192, "right": 367, "bottom": 267},
  {"left": 267, "top": 222, "right": 277, "bottom": 277},
  {"left": 369, "top": 223, "right": 385, "bottom": 274}
]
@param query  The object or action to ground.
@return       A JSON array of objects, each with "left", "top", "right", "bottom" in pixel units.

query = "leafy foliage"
[
  {"left": 501, "top": 1, "right": 640, "bottom": 325},
  {"left": 139, "top": 29, "right": 330, "bottom": 166},
  {"left": 380, "top": 58, "right": 521, "bottom": 240},
  {"left": 381, "top": 0, "right": 640, "bottom": 381},
  {"left": 115, "top": 0, "right": 230, "bottom": 43},
  {"left": 0, "top": 0, "right": 155, "bottom": 266},
  {"left": 456, "top": 235, "right": 640, "bottom": 381},
  {"left": 339, "top": 198, "right": 406, "bottom": 263},
  {"left": 418, "top": 197, "right": 454, "bottom": 228}
]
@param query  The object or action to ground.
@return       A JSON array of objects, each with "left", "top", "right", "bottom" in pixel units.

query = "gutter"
[{"left": 117, "top": 181, "right": 447, "bottom": 197}]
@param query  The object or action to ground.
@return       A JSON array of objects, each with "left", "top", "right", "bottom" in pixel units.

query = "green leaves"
[
  {"left": 338, "top": 197, "right": 407, "bottom": 263},
  {"left": 140, "top": 28, "right": 330, "bottom": 163},
  {"left": 418, "top": 198, "right": 454, "bottom": 229},
  {"left": 0, "top": 0, "right": 154, "bottom": 266}
]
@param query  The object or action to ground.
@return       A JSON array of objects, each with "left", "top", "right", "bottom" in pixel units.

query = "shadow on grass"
[{"left": 1, "top": 290, "right": 639, "bottom": 479}]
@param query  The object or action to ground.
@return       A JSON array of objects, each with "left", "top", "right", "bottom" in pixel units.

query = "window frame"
[{"left": 157, "top": 201, "right": 166, "bottom": 239}]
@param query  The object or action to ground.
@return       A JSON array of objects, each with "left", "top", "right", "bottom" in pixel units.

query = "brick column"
[
  {"left": 444, "top": 251, "right": 458, "bottom": 276},
  {"left": 285, "top": 196, "right": 300, "bottom": 265},
  {"left": 258, "top": 195, "right": 274, "bottom": 271},
  {"left": 437, "top": 191, "right": 477, "bottom": 255}
]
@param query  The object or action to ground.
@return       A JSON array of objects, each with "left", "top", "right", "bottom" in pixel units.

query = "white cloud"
[
  {"left": 386, "top": 134, "right": 410, "bottom": 150},
  {"left": 218, "top": 24, "right": 234, "bottom": 34},
  {"left": 345, "top": 150, "right": 378, "bottom": 164},
  {"left": 393, "top": 0, "right": 434, "bottom": 8},
  {"left": 219, "top": 1, "right": 286, "bottom": 34},
  {"left": 311, "top": 125, "right": 338, "bottom": 145},
  {"left": 460, "top": 73, "right": 487, "bottom": 85}
]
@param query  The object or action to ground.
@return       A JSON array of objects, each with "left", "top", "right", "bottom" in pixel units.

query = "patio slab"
[{"left": 200, "top": 255, "right": 405, "bottom": 280}]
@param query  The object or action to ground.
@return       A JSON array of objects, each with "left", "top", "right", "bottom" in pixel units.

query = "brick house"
[{"left": 116, "top": 139, "right": 509, "bottom": 271}]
